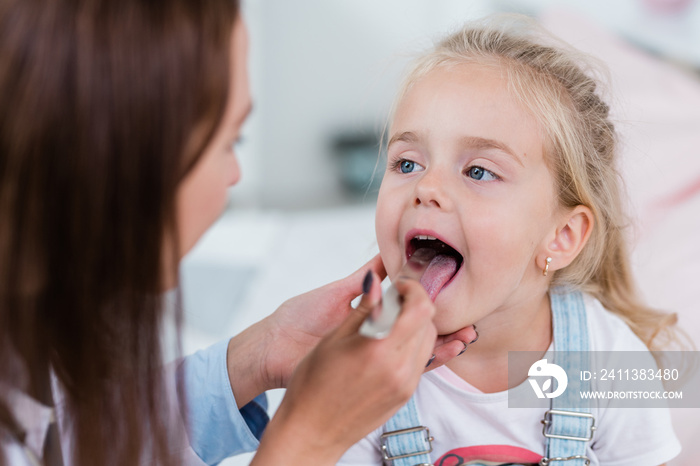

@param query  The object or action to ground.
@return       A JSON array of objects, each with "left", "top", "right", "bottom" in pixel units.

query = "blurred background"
[{"left": 178, "top": 0, "right": 700, "bottom": 464}]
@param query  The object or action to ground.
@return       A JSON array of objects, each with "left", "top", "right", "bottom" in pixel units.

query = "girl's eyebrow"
[
  {"left": 387, "top": 131, "right": 420, "bottom": 149},
  {"left": 458, "top": 135, "right": 524, "bottom": 167}
]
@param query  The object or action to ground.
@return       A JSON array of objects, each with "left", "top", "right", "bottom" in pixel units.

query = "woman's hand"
[
  {"left": 222, "top": 255, "right": 383, "bottom": 408},
  {"left": 261, "top": 254, "right": 478, "bottom": 388},
  {"left": 260, "top": 254, "right": 388, "bottom": 390},
  {"left": 224, "top": 254, "right": 477, "bottom": 409},
  {"left": 251, "top": 274, "right": 438, "bottom": 465}
]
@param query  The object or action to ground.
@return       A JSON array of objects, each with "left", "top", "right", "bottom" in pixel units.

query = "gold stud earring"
[{"left": 543, "top": 257, "right": 552, "bottom": 276}]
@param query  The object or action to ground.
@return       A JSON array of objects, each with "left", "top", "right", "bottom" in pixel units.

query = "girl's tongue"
[
  {"left": 405, "top": 247, "right": 459, "bottom": 301},
  {"left": 420, "top": 255, "right": 458, "bottom": 301}
]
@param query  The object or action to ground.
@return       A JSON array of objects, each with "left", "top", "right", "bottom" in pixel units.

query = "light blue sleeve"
[{"left": 177, "top": 338, "right": 269, "bottom": 465}]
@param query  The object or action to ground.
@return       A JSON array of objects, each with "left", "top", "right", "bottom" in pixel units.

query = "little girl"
[{"left": 340, "top": 16, "right": 681, "bottom": 466}]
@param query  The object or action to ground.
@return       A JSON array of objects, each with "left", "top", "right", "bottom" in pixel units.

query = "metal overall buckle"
[
  {"left": 380, "top": 426, "right": 434, "bottom": 463},
  {"left": 540, "top": 409, "right": 595, "bottom": 465},
  {"left": 541, "top": 409, "right": 596, "bottom": 442}
]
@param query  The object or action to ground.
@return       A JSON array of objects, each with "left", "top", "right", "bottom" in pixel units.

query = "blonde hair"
[{"left": 390, "top": 15, "right": 678, "bottom": 350}]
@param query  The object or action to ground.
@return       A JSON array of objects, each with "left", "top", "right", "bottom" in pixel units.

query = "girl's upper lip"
[{"left": 404, "top": 228, "right": 461, "bottom": 260}]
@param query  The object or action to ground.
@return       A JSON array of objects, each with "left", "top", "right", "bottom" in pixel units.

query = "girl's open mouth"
[{"left": 406, "top": 234, "right": 464, "bottom": 301}]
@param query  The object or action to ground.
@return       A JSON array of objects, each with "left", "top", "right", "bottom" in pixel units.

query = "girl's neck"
[{"left": 445, "top": 291, "right": 552, "bottom": 393}]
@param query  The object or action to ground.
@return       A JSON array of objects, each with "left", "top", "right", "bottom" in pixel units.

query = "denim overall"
[{"left": 379, "top": 288, "right": 596, "bottom": 466}]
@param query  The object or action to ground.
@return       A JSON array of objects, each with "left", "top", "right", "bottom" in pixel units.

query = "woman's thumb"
[{"left": 337, "top": 270, "right": 383, "bottom": 336}]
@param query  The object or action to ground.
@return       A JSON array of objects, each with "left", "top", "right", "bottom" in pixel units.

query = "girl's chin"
[{"left": 433, "top": 305, "right": 469, "bottom": 334}]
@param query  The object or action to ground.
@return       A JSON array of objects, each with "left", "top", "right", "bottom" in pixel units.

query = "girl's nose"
[{"left": 414, "top": 169, "right": 450, "bottom": 210}]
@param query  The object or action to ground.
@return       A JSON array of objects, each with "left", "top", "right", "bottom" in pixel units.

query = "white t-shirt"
[{"left": 339, "top": 294, "right": 681, "bottom": 466}]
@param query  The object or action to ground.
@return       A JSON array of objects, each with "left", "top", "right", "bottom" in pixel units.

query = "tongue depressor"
[{"left": 358, "top": 248, "right": 437, "bottom": 339}]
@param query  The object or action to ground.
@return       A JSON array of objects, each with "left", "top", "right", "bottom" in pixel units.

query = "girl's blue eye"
[
  {"left": 395, "top": 159, "right": 424, "bottom": 174},
  {"left": 400, "top": 160, "right": 416, "bottom": 173},
  {"left": 466, "top": 166, "right": 497, "bottom": 181},
  {"left": 389, "top": 158, "right": 426, "bottom": 174}
]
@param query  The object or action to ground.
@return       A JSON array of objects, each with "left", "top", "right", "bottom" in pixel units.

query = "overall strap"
[
  {"left": 379, "top": 288, "right": 595, "bottom": 466},
  {"left": 379, "top": 396, "right": 433, "bottom": 466},
  {"left": 542, "top": 288, "right": 595, "bottom": 466}
]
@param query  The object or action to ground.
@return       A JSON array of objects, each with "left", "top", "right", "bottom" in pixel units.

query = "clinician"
[{"left": 0, "top": 1, "right": 476, "bottom": 465}]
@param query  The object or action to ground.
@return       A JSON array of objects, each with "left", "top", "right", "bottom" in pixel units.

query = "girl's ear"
[{"left": 542, "top": 205, "right": 594, "bottom": 274}]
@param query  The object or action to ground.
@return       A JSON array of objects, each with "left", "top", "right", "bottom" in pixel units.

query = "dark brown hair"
[{"left": 0, "top": 0, "right": 239, "bottom": 464}]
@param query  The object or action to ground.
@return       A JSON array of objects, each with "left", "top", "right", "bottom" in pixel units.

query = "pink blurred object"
[
  {"left": 541, "top": 9, "right": 700, "bottom": 465},
  {"left": 642, "top": 0, "right": 695, "bottom": 15}
]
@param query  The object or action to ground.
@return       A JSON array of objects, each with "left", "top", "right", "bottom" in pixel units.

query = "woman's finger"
[
  {"left": 390, "top": 278, "right": 436, "bottom": 333},
  {"left": 425, "top": 339, "right": 466, "bottom": 370},
  {"left": 335, "top": 271, "right": 383, "bottom": 337},
  {"left": 387, "top": 278, "right": 437, "bottom": 366},
  {"left": 427, "top": 325, "right": 478, "bottom": 371},
  {"left": 436, "top": 325, "right": 477, "bottom": 347}
]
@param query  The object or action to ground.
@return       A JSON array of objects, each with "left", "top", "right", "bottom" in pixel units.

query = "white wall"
[
  {"left": 231, "top": 0, "right": 700, "bottom": 211},
  {"left": 235, "top": 0, "right": 494, "bottom": 209}
]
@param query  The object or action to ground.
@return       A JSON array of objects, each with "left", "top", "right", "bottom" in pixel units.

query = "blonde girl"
[{"left": 341, "top": 15, "right": 680, "bottom": 466}]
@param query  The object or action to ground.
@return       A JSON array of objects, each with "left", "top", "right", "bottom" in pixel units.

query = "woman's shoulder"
[{"left": 581, "top": 292, "right": 649, "bottom": 352}]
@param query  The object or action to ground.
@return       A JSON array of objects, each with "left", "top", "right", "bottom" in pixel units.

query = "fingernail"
[
  {"left": 469, "top": 326, "right": 479, "bottom": 345},
  {"left": 362, "top": 270, "right": 373, "bottom": 294},
  {"left": 457, "top": 341, "right": 469, "bottom": 356},
  {"left": 425, "top": 354, "right": 436, "bottom": 368}
]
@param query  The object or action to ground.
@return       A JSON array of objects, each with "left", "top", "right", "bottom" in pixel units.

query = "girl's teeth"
[{"left": 415, "top": 235, "right": 437, "bottom": 241}]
